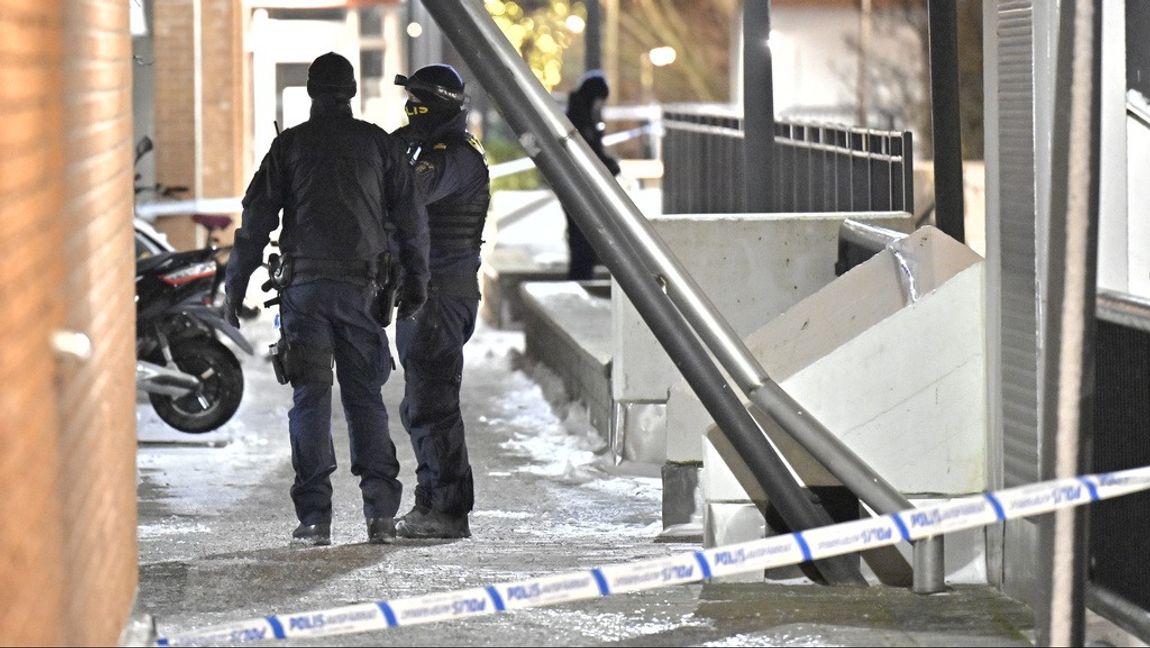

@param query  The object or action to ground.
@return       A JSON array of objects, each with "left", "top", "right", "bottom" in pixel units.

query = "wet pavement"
[{"left": 135, "top": 311, "right": 1036, "bottom": 646}]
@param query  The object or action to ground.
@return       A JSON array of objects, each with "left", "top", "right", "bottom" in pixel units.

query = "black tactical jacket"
[
  {"left": 226, "top": 99, "right": 429, "bottom": 299},
  {"left": 394, "top": 110, "right": 490, "bottom": 279}
]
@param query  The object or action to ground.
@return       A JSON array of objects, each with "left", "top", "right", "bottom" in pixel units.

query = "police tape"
[{"left": 155, "top": 465, "right": 1150, "bottom": 646}]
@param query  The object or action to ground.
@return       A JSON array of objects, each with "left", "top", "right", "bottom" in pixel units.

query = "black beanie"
[{"left": 307, "top": 52, "right": 357, "bottom": 99}]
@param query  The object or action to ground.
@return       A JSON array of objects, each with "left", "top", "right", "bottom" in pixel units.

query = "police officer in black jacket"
[
  {"left": 390, "top": 65, "right": 489, "bottom": 539},
  {"left": 223, "top": 52, "right": 430, "bottom": 547}
]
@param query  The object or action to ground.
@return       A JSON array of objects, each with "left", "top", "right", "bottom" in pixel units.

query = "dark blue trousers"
[
  {"left": 395, "top": 287, "right": 479, "bottom": 516},
  {"left": 281, "top": 280, "right": 401, "bottom": 526}
]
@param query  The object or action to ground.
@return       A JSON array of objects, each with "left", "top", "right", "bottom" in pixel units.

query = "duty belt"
[
  {"left": 291, "top": 257, "right": 376, "bottom": 285},
  {"left": 430, "top": 273, "right": 481, "bottom": 299}
]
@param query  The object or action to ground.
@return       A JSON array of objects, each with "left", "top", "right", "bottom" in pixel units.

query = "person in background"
[
  {"left": 391, "top": 64, "right": 490, "bottom": 539},
  {"left": 564, "top": 70, "right": 620, "bottom": 280},
  {"left": 223, "top": 52, "right": 429, "bottom": 547}
]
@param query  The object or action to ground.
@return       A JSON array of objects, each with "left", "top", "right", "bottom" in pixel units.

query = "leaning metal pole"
[{"left": 425, "top": 0, "right": 865, "bottom": 586}]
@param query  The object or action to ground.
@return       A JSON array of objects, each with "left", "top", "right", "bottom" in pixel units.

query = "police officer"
[
  {"left": 223, "top": 52, "right": 430, "bottom": 547},
  {"left": 391, "top": 65, "right": 489, "bottom": 539}
]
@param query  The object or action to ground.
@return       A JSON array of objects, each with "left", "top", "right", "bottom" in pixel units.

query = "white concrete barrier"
[
  {"left": 609, "top": 211, "right": 912, "bottom": 465},
  {"left": 684, "top": 227, "right": 988, "bottom": 582}
]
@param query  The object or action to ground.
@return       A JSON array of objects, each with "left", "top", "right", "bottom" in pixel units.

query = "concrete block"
[
  {"left": 661, "top": 462, "right": 702, "bottom": 529},
  {"left": 613, "top": 211, "right": 912, "bottom": 407},
  {"left": 519, "top": 281, "right": 613, "bottom": 438},
  {"left": 703, "top": 501, "right": 767, "bottom": 582},
  {"left": 676, "top": 227, "right": 987, "bottom": 496},
  {"left": 610, "top": 400, "right": 668, "bottom": 465}
]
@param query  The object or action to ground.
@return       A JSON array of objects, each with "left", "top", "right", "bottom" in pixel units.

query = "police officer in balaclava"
[{"left": 390, "top": 64, "right": 490, "bottom": 539}]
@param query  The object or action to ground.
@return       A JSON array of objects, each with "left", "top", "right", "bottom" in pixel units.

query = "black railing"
[
  {"left": 662, "top": 104, "right": 914, "bottom": 216},
  {"left": 1090, "top": 290, "right": 1150, "bottom": 639}
]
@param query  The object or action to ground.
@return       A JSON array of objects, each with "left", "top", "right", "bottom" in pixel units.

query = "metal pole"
[
  {"left": 584, "top": 0, "right": 601, "bottom": 72},
  {"left": 432, "top": 0, "right": 943, "bottom": 593},
  {"left": 743, "top": 0, "right": 775, "bottom": 213},
  {"left": 857, "top": 0, "right": 872, "bottom": 126},
  {"left": 423, "top": 0, "right": 867, "bottom": 588},
  {"left": 1037, "top": 0, "right": 1101, "bottom": 644},
  {"left": 926, "top": 0, "right": 965, "bottom": 242}
]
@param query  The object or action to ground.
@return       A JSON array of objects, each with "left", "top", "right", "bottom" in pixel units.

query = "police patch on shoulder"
[
  {"left": 465, "top": 134, "right": 485, "bottom": 156},
  {"left": 415, "top": 160, "right": 435, "bottom": 175}
]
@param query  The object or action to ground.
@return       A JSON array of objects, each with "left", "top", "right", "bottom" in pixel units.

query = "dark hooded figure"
[
  {"left": 390, "top": 64, "right": 491, "bottom": 539},
  {"left": 564, "top": 70, "right": 620, "bottom": 280},
  {"left": 224, "top": 52, "right": 430, "bottom": 547}
]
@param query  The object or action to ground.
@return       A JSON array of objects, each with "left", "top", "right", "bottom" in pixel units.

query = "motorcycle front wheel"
[{"left": 149, "top": 338, "right": 244, "bottom": 433}]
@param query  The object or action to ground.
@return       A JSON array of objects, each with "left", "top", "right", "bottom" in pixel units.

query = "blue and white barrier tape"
[{"left": 155, "top": 465, "right": 1150, "bottom": 646}]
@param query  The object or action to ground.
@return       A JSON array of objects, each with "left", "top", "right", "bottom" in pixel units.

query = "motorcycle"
[
  {"left": 135, "top": 224, "right": 253, "bottom": 432},
  {"left": 133, "top": 136, "right": 253, "bottom": 433}
]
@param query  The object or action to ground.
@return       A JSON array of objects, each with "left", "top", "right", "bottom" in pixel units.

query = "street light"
[{"left": 640, "top": 45, "right": 676, "bottom": 104}]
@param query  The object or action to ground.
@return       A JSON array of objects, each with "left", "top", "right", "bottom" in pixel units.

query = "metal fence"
[
  {"left": 662, "top": 104, "right": 914, "bottom": 216},
  {"left": 1090, "top": 290, "right": 1150, "bottom": 639}
]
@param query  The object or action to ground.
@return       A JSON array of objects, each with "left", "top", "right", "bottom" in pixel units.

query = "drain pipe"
[{"left": 425, "top": 0, "right": 865, "bottom": 586}]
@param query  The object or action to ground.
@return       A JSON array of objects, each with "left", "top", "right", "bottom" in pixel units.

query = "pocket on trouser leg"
[{"left": 288, "top": 346, "right": 335, "bottom": 387}]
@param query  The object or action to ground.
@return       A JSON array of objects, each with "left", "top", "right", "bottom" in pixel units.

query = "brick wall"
[
  {"left": 153, "top": 0, "right": 199, "bottom": 249},
  {"left": 0, "top": 1, "right": 68, "bottom": 643},
  {"left": 153, "top": 0, "right": 245, "bottom": 250},
  {"left": 0, "top": 0, "right": 137, "bottom": 644},
  {"left": 59, "top": 1, "right": 138, "bottom": 643}
]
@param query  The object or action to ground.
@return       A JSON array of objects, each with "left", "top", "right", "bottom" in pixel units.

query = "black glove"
[
  {"left": 395, "top": 280, "right": 427, "bottom": 321},
  {"left": 222, "top": 293, "right": 241, "bottom": 329}
]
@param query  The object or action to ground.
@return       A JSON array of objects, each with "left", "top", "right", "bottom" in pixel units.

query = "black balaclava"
[{"left": 396, "top": 64, "right": 466, "bottom": 134}]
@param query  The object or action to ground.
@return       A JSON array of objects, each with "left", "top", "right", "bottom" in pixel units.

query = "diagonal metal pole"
[
  {"left": 452, "top": 1, "right": 941, "bottom": 593},
  {"left": 424, "top": 0, "right": 865, "bottom": 586}
]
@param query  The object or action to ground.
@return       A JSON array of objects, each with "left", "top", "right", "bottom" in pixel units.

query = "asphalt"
[{"left": 134, "top": 309, "right": 1038, "bottom": 647}]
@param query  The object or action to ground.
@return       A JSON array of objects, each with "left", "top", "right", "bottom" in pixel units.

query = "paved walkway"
[{"left": 135, "top": 312, "right": 1036, "bottom": 646}]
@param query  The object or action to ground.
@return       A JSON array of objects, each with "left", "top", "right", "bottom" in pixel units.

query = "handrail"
[
  {"left": 488, "top": 124, "right": 651, "bottom": 180},
  {"left": 839, "top": 219, "right": 908, "bottom": 254},
  {"left": 1096, "top": 289, "right": 1150, "bottom": 333}
]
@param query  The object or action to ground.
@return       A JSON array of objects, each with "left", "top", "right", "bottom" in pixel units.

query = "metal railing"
[
  {"left": 1091, "top": 289, "right": 1150, "bottom": 640},
  {"left": 662, "top": 104, "right": 914, "bottom": 216}
]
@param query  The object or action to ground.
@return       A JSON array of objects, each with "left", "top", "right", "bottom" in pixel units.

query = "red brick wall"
[
  {"left": 153, "top": 0, "right": 199, "bottom": 249},
  {"left": 0, "top": 0, "right": 137, "bottom": 644},
  {"left": 0, "top": 2, "right": 68, "bottom": 642},
  {"left": 59, "top": 1, "right": 138, "bottom": 643},
  {"left": 153, "top": 0, "right": 245, "bottom": 250}
]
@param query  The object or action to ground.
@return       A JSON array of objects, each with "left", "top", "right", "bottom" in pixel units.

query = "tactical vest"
[{"left": 427, "top": 131, "right": 490, "bottom": 250}]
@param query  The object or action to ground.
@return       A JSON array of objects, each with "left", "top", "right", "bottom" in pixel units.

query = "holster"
[
  {"left": 260, "top": 254, "right": 295, "bottom": 308},
  {"left": 268, "top": 336, "right": 334, "bottom": 387},
  {"left": 269, "top": 337, "right": 291, "bottom": 385}
]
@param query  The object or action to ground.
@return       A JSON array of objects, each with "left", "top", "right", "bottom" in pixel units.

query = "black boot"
[
  {"left": 366, "top": 517, "right": 396, "bottom": 544},
  {"left": 291, "top": 522, "right": 331, "bottom": 546},
  {"left": 396, "top": 505, "right": 470, "bottom": 539}
]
